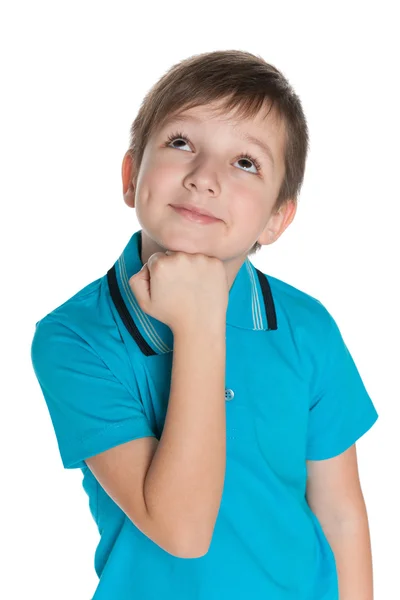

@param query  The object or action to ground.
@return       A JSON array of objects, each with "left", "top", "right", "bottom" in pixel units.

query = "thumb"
[{"left": 129, "top": 264, "right": 150, "bottom": 309}]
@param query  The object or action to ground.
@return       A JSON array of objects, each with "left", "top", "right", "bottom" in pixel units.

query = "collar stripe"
[
  {"left": 245, "top": 259, "right": 264, "bottom": 330},
  {"left": 107, "top": 265, "right": 156, "bottom": 356},
  {"left": 119, "top": 254, "right": 171, "bottom": 353},
  {"left": 255, "top": 268, "right": 278, "bottom": 331}
]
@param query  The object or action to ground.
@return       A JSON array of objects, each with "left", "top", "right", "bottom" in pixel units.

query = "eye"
[
  {"left": 163, "top": 131, "right": 262, "bottom": 175},
  {"left": 164, "top": 132, "right": 192, "bottom": 152},
  {"left": 234, "top": 153, "right": 262, "bottom": 175}
]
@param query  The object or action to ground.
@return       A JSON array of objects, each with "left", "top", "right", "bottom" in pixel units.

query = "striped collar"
[{"left": 107, "top": 229, "right": 278, "bottom": 356}]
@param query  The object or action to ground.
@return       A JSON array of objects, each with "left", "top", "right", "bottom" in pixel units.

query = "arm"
[
  {"left": 144, "top": 321, "right": 227, "bottom": 557},
  {"left": 306, "top": 444, "right": 374, "bottom": 599}
]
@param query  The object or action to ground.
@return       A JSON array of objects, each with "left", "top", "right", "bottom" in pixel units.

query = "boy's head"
[{"left": 122, "top": 49, "right": 309, "bottom": 264}]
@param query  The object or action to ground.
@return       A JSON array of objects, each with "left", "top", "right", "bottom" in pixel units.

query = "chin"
[{"left": 159, "top": 229, "right": 212, "bottom": 250}]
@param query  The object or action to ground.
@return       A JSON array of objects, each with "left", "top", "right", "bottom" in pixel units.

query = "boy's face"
[{"left": 122, "top": 99, "right": 296, "bottom": 276}]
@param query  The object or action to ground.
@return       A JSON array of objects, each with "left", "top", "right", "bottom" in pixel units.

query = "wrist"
[{"left": 171, "top": 317, "right": 226, "bottom": 340}]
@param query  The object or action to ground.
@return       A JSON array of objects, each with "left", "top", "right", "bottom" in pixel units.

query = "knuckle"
[
  {"left": 209, "top": 256, "right": 222, "bottom": 270},
  {"left": 194, "top": 253, "right": 208, "bottom": 264},
  {"left": 148, "top": 253, "right": 164, "bottom": 270}
]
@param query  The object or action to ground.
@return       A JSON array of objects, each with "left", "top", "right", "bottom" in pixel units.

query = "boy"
[{"left": 31, "top": 50, "right": 379, "bottom": 599}]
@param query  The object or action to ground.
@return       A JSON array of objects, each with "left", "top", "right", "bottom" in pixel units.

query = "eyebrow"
[
  {"left": 238, "top": 131, "right": 275, "bottom": 169},
  {"left": 162, "top": 114, "right": 275, "bottom": 169}
]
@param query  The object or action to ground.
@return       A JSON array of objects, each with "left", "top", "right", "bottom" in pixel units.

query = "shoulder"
[
  {"left": 33, "top": 274, "right": 110, "bottom": 333},
  {"left": 32, "top": 274, "right": 115, "bottom": 355},
  {"left": 259, "top": 272, "right": 348, "bottom": 392},
  {"left": 263, "top": 271, "right": 336, "bottom": 335},
  {"left": 31, "top": 272, "right": 141, "bottom": 383}
]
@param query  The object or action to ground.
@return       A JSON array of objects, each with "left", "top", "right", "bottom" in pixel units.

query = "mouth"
[{"left": 170, "top": 205, "right": 222, "bottom": 225}]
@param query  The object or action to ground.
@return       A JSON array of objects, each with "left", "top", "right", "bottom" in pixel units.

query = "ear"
[
  {"left": 122, "top": 151, "right": 137, "bottom": 208},
  {"left": 258, "top": 199, "right": 297, "bottom": 246}
]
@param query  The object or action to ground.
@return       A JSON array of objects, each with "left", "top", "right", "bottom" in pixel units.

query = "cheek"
[
  {"left": 152, "top": 161, "right": 179, "bottom": 185},
  {"left": 137, "top": 163, "right": 180, "bottom": 199},
  {"left": 232, "top": 190, "right": 265, "bottom": 222}
]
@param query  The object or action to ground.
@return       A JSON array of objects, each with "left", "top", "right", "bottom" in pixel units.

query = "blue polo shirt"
[{"left": 31, "top": 228, "right": 378, "bottom": 600}]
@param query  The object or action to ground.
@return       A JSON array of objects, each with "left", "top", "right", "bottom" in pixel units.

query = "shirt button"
[{"left": 225, "top": 389, "right": 235, "bottom": 401}]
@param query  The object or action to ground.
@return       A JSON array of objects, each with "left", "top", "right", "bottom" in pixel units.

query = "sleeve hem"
[
  {"left": 305, "top": 409, "right": 379, "bottom": 461},
  {"left": 60, "top": 416, "right": 157, "bottom": 469}
]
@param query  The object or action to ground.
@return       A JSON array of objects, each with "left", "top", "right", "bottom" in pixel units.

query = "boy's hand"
[{"left": 129, "top": 251, "right": 229, "bottom": 333}]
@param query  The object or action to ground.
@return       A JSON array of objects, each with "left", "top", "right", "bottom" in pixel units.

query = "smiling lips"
[{"left": 170, "top": 205, "right": 221, "bottom": 225}]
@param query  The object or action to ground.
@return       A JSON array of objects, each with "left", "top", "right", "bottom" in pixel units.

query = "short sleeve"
[
  {"left": 305, "top": 313, "right": 379, "bottom": 461},
  {"left": 31, "top": 317, "right": 157, "bottom": 469}
]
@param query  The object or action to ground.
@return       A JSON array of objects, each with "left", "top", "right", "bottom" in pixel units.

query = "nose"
[
  {"left": 184, "top": 156, "right": 221, "bottom": 196},
  {"left": 188, "top": 182, "right": 215, "bottom": 195}
]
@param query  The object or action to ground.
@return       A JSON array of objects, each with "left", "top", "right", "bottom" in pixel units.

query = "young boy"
[{"left": 30, "top": 49, "right": 379, "bottom": 600}]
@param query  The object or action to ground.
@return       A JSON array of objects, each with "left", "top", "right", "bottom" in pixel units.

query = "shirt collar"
[{"left": 107, "top": 229, "right": 278, "bottom": 356}]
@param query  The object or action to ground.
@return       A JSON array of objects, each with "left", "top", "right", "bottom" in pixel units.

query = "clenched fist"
[{"left": 129, "top": 251, "right": 229, "bottom": 334}]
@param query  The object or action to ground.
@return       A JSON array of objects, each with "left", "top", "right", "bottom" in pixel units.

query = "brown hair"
[{"left": 128, "top": 49, "right": 309, "bottom": 256}]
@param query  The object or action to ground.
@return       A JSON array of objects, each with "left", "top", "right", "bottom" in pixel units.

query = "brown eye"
[
  {"left": 235, "top": 154, "right": 261, "bottom": 174},
  {"left": 163, "top": 131, "right": 262, "bottom": 174}
]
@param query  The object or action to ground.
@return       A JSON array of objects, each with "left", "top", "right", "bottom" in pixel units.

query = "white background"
[{"left": 2, "top": 1, "right": 398, "bottom": 598}]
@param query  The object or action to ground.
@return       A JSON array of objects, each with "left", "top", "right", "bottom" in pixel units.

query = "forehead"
[{"left": 163, "top": 98, "right": 282, "bottom": 130}]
